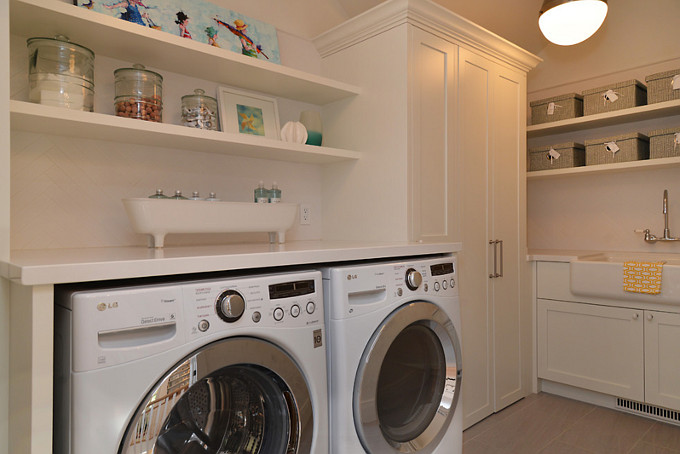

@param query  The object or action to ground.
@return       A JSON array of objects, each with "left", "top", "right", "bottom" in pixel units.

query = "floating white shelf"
[
  {"left": 9, "top": 0, "right": 361, "bottom": 105},
  {"left": 527, "top": 99, "right": 680, "bottom": 138},
  {"left": 527, "top": 156, "right": 680, "bottom": 180},
  {"left": 10, "top": 100, "right": 361, "bottom": 164}
]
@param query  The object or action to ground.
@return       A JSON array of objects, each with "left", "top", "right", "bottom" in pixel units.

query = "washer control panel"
[{"left": 184, "top": 270, "right": 323, "bottom": 339}]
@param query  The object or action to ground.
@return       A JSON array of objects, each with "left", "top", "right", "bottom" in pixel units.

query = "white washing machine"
[
  {"left": 322, "top": 256, "right": 462, "bottom": 454},
  {"left": 54, "top": 270, "right": 328, "bottom": 454}
]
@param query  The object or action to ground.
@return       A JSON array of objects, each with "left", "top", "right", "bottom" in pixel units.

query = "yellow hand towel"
[{"left": 623, "top": 261, "right": 665, "bottom": 295}]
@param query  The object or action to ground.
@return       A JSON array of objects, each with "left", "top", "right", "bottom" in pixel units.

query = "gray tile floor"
[{"left": 463, "top": 392, "right": 680, "bottom": 454}]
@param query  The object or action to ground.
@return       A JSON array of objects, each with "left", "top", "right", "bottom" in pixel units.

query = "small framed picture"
[{"left": 217, "top": 86, "right": 280, "bottom": 140}]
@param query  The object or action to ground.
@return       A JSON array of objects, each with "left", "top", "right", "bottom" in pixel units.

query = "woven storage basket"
[
  {"left": 582, "top": 80, "right": 647, "bottom": 115},
  {"left": 530, "top": 93, "right": 583, "bottom": 125},
  {"left": 585, "top": 133, "right": 649, "bottom": 165},
  {"left": 648, "top": 127, "right": 680, "bottom": 159},
  {"left": 645, "top": 69, "right": 680, "bottom": 104},
  {"left": 528, "top": 142, "right": 585, "bottom": 171}
]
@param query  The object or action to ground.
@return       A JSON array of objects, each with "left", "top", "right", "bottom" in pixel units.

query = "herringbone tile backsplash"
[{"left": 11, "top": 131, "right": 322, "bottom": 250}]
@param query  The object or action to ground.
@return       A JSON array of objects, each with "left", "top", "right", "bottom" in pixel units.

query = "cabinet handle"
[
  {"left": 489, "top": 240, "right": 497, "bottom": 279},
  {"left": 647, "top": 313, "right": 654, "bottom": 321},
  {"left": 497, "top": 239, "right": 504, "bottom": 278},
  {"left": 633, "top": 313, "right": 639, "bottom": 320}
]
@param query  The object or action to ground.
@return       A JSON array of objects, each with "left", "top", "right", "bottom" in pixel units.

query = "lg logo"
[
  {"left": 346, "top": 274, "right": 358, "bottom": 280},
  {"left": 97, "top": 302, "right": 119, "bottom": 311}
]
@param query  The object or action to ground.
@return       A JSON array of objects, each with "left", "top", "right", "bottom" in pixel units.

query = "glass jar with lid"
[
  {"left": 114, "top": 64, "right": 163, "bottom": 122},
  {"left": 181, "top": 88, "right": 219, "bottom": 130},
  {"left": 27, "top": 35, "right": 95, "bottom": 112}
]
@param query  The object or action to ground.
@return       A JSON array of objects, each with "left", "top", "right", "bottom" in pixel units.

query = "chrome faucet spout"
[
  {"left": 636, "top": 189, "right": 679, "bottom": 243},
  {"left": 664, "top": 189, "right": 670, "bottom": 238}
]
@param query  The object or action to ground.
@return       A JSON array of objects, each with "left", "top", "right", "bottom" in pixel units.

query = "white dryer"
[
  {"left": 322, "top": 257, "right": 462, "bottom": 454},
  {"left": 54, "top": 270, "right": 327, "bottom": 454}
]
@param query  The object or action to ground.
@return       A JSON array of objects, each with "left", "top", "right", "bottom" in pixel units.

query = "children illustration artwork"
[
  {"left": 236, "top": 104, "right": 265, "bottom": 136},
  {"left": 74, "top": 0, "right": 280, "bottom": 64}
]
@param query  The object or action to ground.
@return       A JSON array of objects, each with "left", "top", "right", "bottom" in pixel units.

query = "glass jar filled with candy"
[
  {"left": 181, "top": 88, "right": 219, "bottom": 130},
  {"left": 114, "top": 64, "right": 162, "bottom": 122}
]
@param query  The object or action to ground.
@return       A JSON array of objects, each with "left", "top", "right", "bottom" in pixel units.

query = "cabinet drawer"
[{"left": 537, "top": 299, "right": 644, "bottom": 401}]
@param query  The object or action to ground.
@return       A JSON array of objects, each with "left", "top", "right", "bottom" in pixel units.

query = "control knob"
[
  {"left": 215, "top": 290, "right": 245, "bottom": 323},
  {"left": 405, "top": 268, "right": 422, "bottom": 290}
]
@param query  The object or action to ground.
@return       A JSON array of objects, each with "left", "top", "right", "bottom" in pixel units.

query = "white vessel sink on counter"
[
  {"left": 123, "top": 198, "right": 298, "bottom": 247},
  {"left": 570, "top": 252, "right": 680, "bottom": 305}
]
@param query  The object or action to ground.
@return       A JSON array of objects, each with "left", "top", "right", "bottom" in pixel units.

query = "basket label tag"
[
  {"left": 674, "top": 133, "right": 680, "bottom": 149},
  {"left": 546, "top": 102, "right": 563, "bottom": 115},
  {"left": 673, "top": 74, "right": 680, "bottom": 90},
  {"left": 547, "top": 147, "right": 561, "bottom": 164},
  {"left": 605, "top": 141, "right": 620, "bottom": 155},
  {"left": 603, "top": 89, "right": 619, "bottom": 104}
]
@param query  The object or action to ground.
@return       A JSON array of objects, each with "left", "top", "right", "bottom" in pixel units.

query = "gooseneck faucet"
[
  {"left": 636, "top": 189, "right": 679, "bottom": 243},
  {"left": 664, "top": 189, "right": 671, "bottom": 240}
]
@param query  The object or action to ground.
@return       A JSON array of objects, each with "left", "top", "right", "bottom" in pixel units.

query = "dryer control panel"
[{"left": 323, "top": 256, "right": 458, "bottom": 321}]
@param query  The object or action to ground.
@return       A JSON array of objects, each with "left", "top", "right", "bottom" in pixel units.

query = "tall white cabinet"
[
  {"left": 458, "top": 48, "right": 532, "bottom": 427},
  {"left": 314, "top": 0, "right": 539, "bottom": 429}
]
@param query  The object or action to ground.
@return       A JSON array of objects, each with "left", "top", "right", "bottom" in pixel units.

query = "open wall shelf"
[
  {"left": 11, "top": 100, "right": 361, "bottom": 164},
  {"left": 9, "top": 0, "right": 361, "bottom": 105}
]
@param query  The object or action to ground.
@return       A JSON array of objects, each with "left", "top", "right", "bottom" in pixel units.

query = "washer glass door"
[
  {"left": 354, "top": 301, "right": 462, "bottom": 453},
  {"left": 119, "top": 337, "right": 312, "bottom": 454}
]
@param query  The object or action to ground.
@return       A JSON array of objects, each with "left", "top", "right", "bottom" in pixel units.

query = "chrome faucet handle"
[{"left": 634, "top": 229, "right": 657, "bottom": 243}]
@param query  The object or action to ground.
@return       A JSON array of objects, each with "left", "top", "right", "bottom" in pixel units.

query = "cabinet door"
[
  {"left": 458, "top": 47, "right": 528, "bottom": 428},
  {"left": 407, "top": 27, "right": 458, "bottom": 242},
  {"left": 490, "top": 63, "right": 526, "bottom": 412},
  {"left": 458, "top": 47, "right": 493, "bottom": 428},
  {"left": 645, "top": 310, "right": 680, "bottom": 411},
  {"left": 537, "top": 299, "right": 645, "bottom": 401}
]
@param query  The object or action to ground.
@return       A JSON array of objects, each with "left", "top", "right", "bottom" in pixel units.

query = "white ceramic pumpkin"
[{"left": 280, "top": 121, "right": 308, "bottom": 144}]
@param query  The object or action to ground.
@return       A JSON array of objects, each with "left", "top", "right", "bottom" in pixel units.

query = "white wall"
[
  {"left": 526, "top": 0, "right": 680, "bottom": 253},
  {"left": 528, "top": 0, "right": 680, "bottom": 94},
  {"left": 9, "top": 31, "right": 325, "bottom": 249}
]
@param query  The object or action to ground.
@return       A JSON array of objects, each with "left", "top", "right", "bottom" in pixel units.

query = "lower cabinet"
[
  {"left": 538, "top": 298, "right": 680, "bottom": 411},
  {"left": 645, "top": 310, "right": 680, "bottom": 410}
]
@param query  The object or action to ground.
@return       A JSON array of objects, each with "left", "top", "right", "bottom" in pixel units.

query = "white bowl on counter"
[{"left": 123, "top": 198, "right": 298, "bottom": 247}]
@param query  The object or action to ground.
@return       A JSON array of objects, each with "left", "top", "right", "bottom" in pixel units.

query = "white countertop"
[
  {"left": 2, "top": 241, "right": 461, "bottom": 286},
  {"left": 527, "top": 249, "right": 599, "bottom": 262}
]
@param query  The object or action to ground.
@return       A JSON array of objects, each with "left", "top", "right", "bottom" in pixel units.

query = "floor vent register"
[{"left": 617, "top": 398, "right": 680, "bottom": 425}]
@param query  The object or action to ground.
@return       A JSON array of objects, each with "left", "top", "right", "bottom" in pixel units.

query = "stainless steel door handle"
[
  {"left": 497, "top": 239, "right": 503, "bottom": 278},
  {"left": 489, "top": 240, "right": 497, "bottom": 278}
]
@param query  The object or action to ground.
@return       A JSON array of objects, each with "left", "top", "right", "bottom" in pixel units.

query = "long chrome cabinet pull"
[
  {"left": 489, "top": 240, "right": 497, "bottom": 278},
  {"left": 489, "top": 239, "right": 503, "bottom": 278},
  {"left": 498, "top": 239, "right": 504, "bottom": 278}
]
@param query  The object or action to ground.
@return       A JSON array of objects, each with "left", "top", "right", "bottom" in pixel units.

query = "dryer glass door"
[
  {"left": 354, "top": 301, "right": 462, "bottom": 453},
  {"left": 119, "top": 337, "right": 313, "bottom": 454}
]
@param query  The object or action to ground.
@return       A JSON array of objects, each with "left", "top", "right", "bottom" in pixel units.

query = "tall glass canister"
[
  {"left": 114, "top": 64, "right": 163, "bottom": 122},
  {"left": 27, "top": 35, "right": 95, "bottom": 111}
]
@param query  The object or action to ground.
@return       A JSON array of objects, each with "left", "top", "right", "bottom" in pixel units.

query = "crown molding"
[{"left": 313, "top": 0, "right": 542, "bottom": 72}]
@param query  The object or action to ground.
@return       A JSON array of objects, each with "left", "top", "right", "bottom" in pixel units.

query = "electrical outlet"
[{"left": 300, "top": 204, "right": 311, "bottom": 225}]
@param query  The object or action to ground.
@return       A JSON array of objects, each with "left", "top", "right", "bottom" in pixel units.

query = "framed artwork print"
[
  {"left": 74, "top": 0, "right": 281, "bottom": 64},
  {"left": 217, "top": 86, "right": 280, "bottom": 140}
]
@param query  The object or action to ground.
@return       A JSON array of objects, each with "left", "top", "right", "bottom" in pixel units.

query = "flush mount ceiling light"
[{"left": 539, "top": 0, "right": 608, "bottom": 46}]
